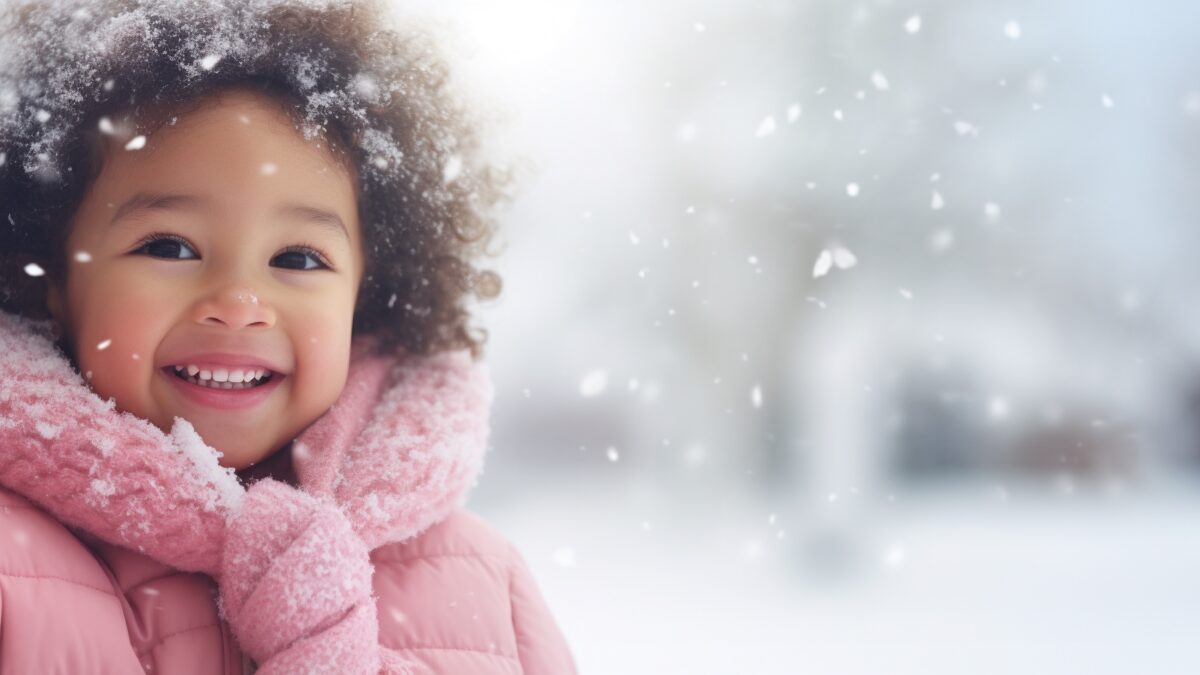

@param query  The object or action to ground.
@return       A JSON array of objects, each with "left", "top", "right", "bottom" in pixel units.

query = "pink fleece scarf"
[{"left": 0, "top": 310, "right": 493, "bottom": 674}]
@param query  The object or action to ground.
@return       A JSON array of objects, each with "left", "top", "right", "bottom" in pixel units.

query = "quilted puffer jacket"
[{"left": 0, "top": 311, "right": 576, "bottom": 674}]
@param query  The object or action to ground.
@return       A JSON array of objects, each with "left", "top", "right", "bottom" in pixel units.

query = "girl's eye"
[
  {"left": 272, "top": 247, "right": 331, "bottom": 271},
  {"left": 132, "top": 234, "right": 331, "bottom": 271},
  {"left": 133, "top": 234, "right": 198, "bottom": 260}
]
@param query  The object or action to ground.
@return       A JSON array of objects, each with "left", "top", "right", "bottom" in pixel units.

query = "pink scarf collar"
[{"left": 0, "top": 310, "right": 493, "bottom": 673}]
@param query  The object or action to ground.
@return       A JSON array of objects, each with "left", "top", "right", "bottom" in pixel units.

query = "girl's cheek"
[{"left": 69, "top": 282, "right": 165, "bottom": 404}]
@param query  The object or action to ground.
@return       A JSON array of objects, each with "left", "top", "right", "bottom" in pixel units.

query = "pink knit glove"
[{"left": 219, "top": 478, "right": 380, "bottom": 674}]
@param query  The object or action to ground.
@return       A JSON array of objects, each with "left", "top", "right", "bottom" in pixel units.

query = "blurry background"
[{"left": 403, "top": 1, "right": 1200, "bottom": 673}]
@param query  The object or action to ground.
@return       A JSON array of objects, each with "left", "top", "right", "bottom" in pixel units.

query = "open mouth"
[{"left": 164, "top": 365, "right": 278, "bottom": 391}]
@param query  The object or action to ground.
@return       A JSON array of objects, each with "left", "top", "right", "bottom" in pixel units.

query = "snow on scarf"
[{"left": 0, "top": 310, "right": 493, "bottom": 674}]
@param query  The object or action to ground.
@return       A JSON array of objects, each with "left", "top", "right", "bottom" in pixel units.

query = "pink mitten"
[{"left": 219, "top": 478, "right": 379, "bottom": 674}]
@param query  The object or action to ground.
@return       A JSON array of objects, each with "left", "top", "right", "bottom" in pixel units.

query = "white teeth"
[{"left": 172, "top": 363, "right": 272, "bottom": 384}]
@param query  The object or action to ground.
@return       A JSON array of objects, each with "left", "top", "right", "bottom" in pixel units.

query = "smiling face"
[{"left": 46, "top": 88, "right": 365, "bottom": 470}]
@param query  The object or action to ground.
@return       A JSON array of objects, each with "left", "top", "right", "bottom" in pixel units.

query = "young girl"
[{"left": 0, "top": 1, "right": 575, "bottom": 673}]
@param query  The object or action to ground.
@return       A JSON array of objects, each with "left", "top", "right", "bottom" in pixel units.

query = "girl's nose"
[{"left": 192, "top": 285, "right": 276, "bottom": 330}]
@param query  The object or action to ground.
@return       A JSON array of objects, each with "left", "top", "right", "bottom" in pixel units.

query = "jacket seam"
[
  {"left": 136, "top": 621, "right": 221, "bottom": 657},
  {"left": 0, "top": 569, "right": 115, "bottom": 596},
  {"left": 509, "top": 559, "right": 525, "bottom": 669},
  {"left": 383, "top": 644, "right": 519, "bottom": 662}
]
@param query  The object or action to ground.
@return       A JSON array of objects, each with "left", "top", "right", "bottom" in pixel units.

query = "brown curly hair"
[{"left": 0, "top": 0, "right": 506, "bottom": 359}]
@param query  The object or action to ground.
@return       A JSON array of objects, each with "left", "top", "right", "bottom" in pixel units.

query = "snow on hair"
[{"left": 0, "top": 0, "right": 506, "bottom": 358}]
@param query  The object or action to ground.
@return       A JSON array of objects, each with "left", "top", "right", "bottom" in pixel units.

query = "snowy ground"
[{"left": 474, "top": 476, "right": 1200, "bottom": 675}]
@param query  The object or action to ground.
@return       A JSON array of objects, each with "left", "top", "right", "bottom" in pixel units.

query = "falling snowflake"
[
  {"left": 870, "top": 70, "right": 890, "bottom": 91},
  {"left": 124, "top": 135, "right": 147, "bottom": 150},
  {"left": 442, "top": 154, "right": 463, "bottom": 183},
  {"left": 904, "top": 15, "right": 922, "bottom": 34},
  {"left": 953, "top": 120, "right": 979, "bottom": 137},
  {"left": 812, "top": 245, "right": 856, "bottom": 278},
  {"left": 930, "top": 228, "right": 954, "bottom": 252},
  {"left": 812, "top": 250, "right": 833, "bottom": 278},
  {"left": 579, "top": 369, "right": 608, "bottom": 397},
  {"left": 755, "top": 115, "right": 776, "bottom": 138},
  {"left": 832, "top": 246, "right": 857, "bottom": 269},
  {"left": 1004, "top": 20, "right": 1022, "bottom": 39}
]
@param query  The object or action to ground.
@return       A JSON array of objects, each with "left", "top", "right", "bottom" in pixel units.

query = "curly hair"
[{"left": 0, "top": 0, "right": 506, "bottom": 359}]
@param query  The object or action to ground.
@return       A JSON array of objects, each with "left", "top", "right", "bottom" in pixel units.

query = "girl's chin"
[{"left": 216, "top": 446, "right": 276, "bottom": 471}]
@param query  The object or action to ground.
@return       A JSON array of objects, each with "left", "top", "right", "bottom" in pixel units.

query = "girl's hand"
[{"left": 218, "top": 478, "right": 380, "bottom": 674}]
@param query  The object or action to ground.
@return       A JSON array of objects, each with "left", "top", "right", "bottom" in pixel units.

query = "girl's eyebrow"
[
  {"left": 109, "top": 192, "right": 207, "bottom": 225},
  {"left": 109, "top": 191, "right": 351, "bottom": 242},
  {"left": 276, "top": 203, "right": 351, "bottom": 243}
]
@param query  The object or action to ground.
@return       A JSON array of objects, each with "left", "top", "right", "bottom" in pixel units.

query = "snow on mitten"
[{"left": 218, "top": 478, "right": 380, "bottom": 674}]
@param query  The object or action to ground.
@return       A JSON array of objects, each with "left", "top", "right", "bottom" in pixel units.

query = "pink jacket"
[{"left": 0, "top": 311, "right": 576, "bottom": 674}]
